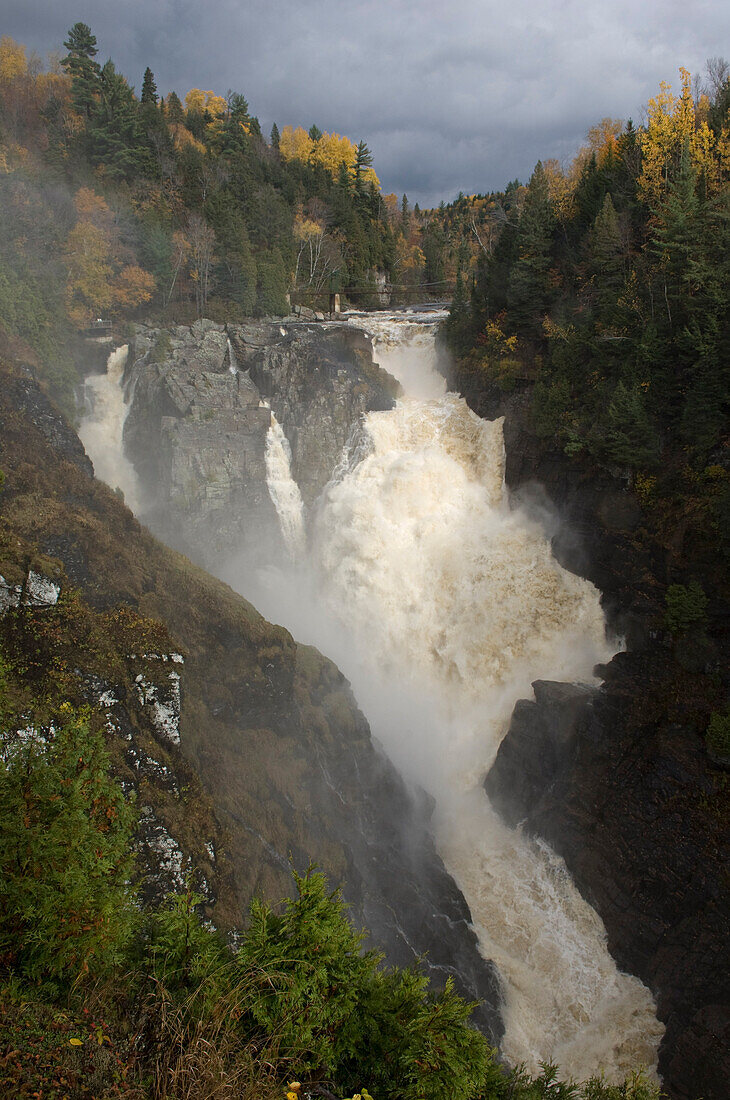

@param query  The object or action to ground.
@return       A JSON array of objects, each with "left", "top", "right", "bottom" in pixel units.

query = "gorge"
[{"left": 78, "top": 312, "right": 666, "bottom": 1083}]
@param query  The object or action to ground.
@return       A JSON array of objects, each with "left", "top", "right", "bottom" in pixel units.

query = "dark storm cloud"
[{"left": 5, "top": 0, "right": 729, "bottom": 205}]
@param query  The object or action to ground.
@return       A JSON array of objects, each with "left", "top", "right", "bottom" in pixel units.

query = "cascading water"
[
  {"left": 248, "top": 311, "right": 663, "bottom": 1081},
  {"left": 264, "top": 409, "right": 306, "bottom": 558},
  {"left": 227, "top": 337, "right": 238, "bottom": 376},
  {"left": 78, "top": 344, "right": 143, "bottom": 511},
  {"left": 84, "top": 316, "right": 664, "bottom": 1080}
]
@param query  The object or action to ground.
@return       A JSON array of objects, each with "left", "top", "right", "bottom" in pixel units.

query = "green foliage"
[
  {"left": 256, "top": 248, "right": 289, "bottom": 316},
  {"left": 664, "top": 581, "right": 709, "bottom": 636},
  {"left": 705, "top": 709, "right": 730, "bottom": 758},
  {"left": 238, "top": 870, "right": 377, "bottom": 1073},
  {"left": 62, "top": 22, "right": 100, "bottom": 119},
  {"left": 141, "top": 66, "right": 157, "bottom": 106},
  {"left": 601, "top": 382, "right": 660, "bottom": 470},
  {"left": 507, "top": 161, "right": 554, "bottom": 333},
  {"left": 0, "top": 704, "right": 137, "bottom": 987},
  {"left": 143, "top": 885, "right": 231, "bottom": 1010}
]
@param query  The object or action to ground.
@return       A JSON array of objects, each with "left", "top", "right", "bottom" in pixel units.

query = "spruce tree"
[
  {"left": 256, "top": 247, "right": 288, "bottom": 315},
  {"left": 589, "top": 193, "right": 624, "bottom": 318},
  {"left": 141, "top": 65, "right": 157, "bottom": 105},
  {"left": 87, "top": 60, "right": 143, "bottom": 180},
  {"left": 401, "top": 193, "right": 409, "bottom": 233},
  {"left": 165, "top": 90, "right": 184, "bottom": 126},
  {"left": 507, "top": 160, "right": 554, "bottom": 334}
]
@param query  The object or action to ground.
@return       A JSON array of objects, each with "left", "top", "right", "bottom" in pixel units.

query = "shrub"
[{"left": 0, "top": 705, "right": 137, "bottom": 986}]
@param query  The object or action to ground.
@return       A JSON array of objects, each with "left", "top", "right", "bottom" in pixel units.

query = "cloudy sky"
[{"left": 5, "top": 0, "right": 729, "bottom": 205}]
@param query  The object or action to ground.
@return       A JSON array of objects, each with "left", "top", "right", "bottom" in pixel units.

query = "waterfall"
[
  {"left": 227, "top": 337, "right": 238, "bottom": 375},
  {"left": 78, "top": 345, "right": 142, "bottom": 512},
  {"left": 247, "top": 314, "right": 663, "bottom": 1082},
  {"left": 264, "top": 410, "right": 306, "bottom": 558}
]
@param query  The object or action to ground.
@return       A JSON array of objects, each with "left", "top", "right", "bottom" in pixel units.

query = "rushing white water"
[
  {"left": 264, "top": 410, "right": 306, "bottom": 558},
  {"left": 246, "top": 313, "right": 663, "bottom": 1081},
  {"left": 83, "top": 319, "right": 664, "bottom": 1080},
  {"left": 78, "top": 345, "right": 143, "bottom": 511},
  {"left": 227, "top": 337, "right": 238, "bottom": 375}
]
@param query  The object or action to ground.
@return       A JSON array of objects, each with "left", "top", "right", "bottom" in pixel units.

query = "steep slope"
[{"left": 0, "top": 358, "right": 502, "bottom": 1039}]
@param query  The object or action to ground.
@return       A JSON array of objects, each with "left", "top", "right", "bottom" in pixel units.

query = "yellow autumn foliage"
[
  {"left": 312, "top": 131, "right": 357, "bottom": 175},
  {"left": 293, "top": 215, "right": 325, "bottom": 242},
  {"left": 280, "top": 124, "right": 380, "bottom": 188},
  {"left": 170, "top": 122, "right": 207, "bottom": 155},
  {"left": 0, "top": 35, "right": 26, "bottom": 83},
  {"left": 184, "top": 88, "right": 227, "bottom": 118},
  {"left": 637, "top": 68, "right": 715, "bottom": 202},
  {"left": 64, "top": 187, "right": 156, "bottom": 325},
  {"left": 279, "top": 125, "right": 314, "bottom": 163}
]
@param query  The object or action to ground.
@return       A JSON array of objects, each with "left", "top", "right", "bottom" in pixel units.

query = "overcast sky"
[{"left": 5, "top": 0, "right": 729, "bottom": 205}]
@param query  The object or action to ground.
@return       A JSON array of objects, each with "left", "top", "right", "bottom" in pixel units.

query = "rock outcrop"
[{"left": 123, "top": 320, "right": 397, "bottom": 569}]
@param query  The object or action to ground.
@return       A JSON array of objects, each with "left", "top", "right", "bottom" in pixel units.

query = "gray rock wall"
[{"left": 124, "top": 319, "right": 397, "bottom": 569}]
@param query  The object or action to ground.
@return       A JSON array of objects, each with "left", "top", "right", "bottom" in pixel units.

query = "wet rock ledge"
[{"left": 123, "top": 319, "right": 397, "bottom": 569}]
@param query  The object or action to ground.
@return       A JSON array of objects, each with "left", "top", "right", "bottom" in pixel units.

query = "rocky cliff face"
[
  {"left": 0, "top": 357, "right": 502, "bottom": 1042},
  {"left": 452, "top": 365, "right": 730, "bottom": 1097},
  {"left": 229, "top": 320, "right": 398, "bottom": 504},
  {"left": 123, "top": 319, "right": 397, "bottom": 569}
]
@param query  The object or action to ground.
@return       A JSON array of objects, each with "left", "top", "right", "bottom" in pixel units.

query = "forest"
[{"left": 0, "top": 23, "right": 437, "bottom": 412}]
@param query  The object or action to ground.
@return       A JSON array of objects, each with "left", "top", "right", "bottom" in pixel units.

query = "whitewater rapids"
[
  {"left": 80, "top": 318, "right": 664, "bottom": 1081},
  {"left": 256, "top": 311, "right": 663, "bottom": 1081}
]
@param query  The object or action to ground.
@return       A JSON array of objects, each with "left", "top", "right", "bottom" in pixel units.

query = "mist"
[{"left": 78, "top": 314, "right": 664, "bottom": 1079}]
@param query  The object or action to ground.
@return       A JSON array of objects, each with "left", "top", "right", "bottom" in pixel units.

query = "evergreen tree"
[
  {"left": 270, "top": 121, "right": 280, "bottom": 149},
  {"left": 141, "top": 66, "right": 157, "bottom": 105},
  {"left": 256, "top": 246, "right": 288, "bottom": 315},
  {"left": 575, "top": 152, "right": 607, "bottom": 226},
  {"left": 218, "top": 91, "right": 250, "bottom": 154},
  {"left": 61, "top": 22, "right": 100, "bottom": 119},
  {"left": 602, "top": 381, "right": 660, "bottom": 469},
  {"left": 87, "top": 59, "right": 144, "bottom": 180},
  {"left": 0, "top": 705, "right": 137, "bottom": 985},
  {"left": 588, "top": 193, "right": 624, "bottom": 318},
  {"left": 353, "top": 140, "right": 374, "bottom": 195},
  {"left": 165, "top": 90, "right": 184, "bottom": 126},
  {"left": 507, "top": 160, "right": 555, "bottom": 333}
]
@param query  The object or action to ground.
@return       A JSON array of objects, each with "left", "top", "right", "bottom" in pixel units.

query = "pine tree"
[
  {"left": 353, "top": 140, "right": 374, "bottom": 195},
  {"left": 61, "top": 22, "right": 100, "bottom": 119},
  {"left": 270, "top": 121, "right": 280, "bottom": 149}
]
